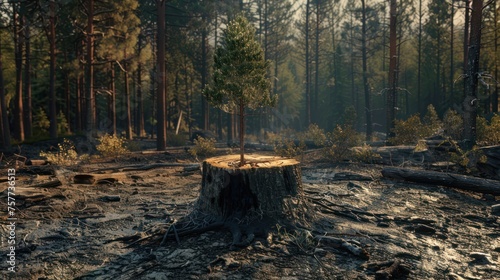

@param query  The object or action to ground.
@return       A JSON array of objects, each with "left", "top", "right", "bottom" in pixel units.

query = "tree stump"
[
  {"left": 157, "top": 154, "right": 313, "bottom": 247},
  {"left": 196, "top": 154, "right": 308, "bottom": 223}
]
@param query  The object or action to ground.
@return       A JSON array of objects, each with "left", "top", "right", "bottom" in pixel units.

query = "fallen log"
[
  {"left": 26, "top": 159, "right": 48, "bottom": 166},
  {"left": 373, "top": 145, "right": 435, "bottom": 165},
  {"left": 381, "top": 167, "right": 500, "bottom": 195},
  {"left": 27, "top": 179, "right": 62, "bottom": 189},
  {"left": 89, "top": 162, "right": 200, "bottom": 173}
]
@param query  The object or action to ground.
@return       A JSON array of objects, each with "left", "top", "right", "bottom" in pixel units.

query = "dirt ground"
[{"left": 1, "top": 143, "right": 499, "bottom": 280}]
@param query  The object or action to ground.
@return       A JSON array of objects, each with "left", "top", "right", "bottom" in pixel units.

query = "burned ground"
[{"left": 1, "top": 144, "right": 499, "bottom": 280}]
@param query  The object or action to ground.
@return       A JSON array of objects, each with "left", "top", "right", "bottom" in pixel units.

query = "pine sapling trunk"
[{"left": 239, "top": 102, "right": 245, "bottom": 166}]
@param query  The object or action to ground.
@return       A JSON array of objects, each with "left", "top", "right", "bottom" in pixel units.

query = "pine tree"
[{"left": 204, "top": 15, "right": 276, "bottom": 166}]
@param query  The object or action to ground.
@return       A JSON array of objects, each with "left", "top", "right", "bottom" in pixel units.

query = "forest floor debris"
[{"left": 0, "top": 146, "right": 499, "bottom": 279}]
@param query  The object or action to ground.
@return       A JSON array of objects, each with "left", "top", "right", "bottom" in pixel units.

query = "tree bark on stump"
[
  {"left": 156, "top": 154, "right": 313, "bottom": 247},
  {"left": 196, "top": 155, "right": 308, "bottom": 223}
]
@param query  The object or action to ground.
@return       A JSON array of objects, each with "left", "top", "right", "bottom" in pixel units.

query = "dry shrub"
[
  {"left": 274, "top": 138, "right": 305, "bottom": 158},
  {"left": 167, "top": 134, "right": 187, "bottom": 147},
  {"left": 271, "top": 128, "right": 305, "bottom": 159},
  {"left": 324, "top": 125, "right": 361, "bottom": 162},
  {"left": 353, "top": 143, "right": 381, "bottom": 163},
  {"left": 189, "top": 137, "right": 216, "bottom": 157},
  {"left": 477, "top": 114, "right": 500, "bottom": 145},
  {"left": 445, "top": 138, "right": 487, "bottom": 173},
  {"left": 443, "top": 109, "right": 463, "bottom": 140},
  {"left": 33, "top": 108, "right": 50, "bottom": 138},
  {"left": 96, "top": 134, "right": 129, "bottom": 158},
  {"left": 303, "top": 124, "right": 327, "bottom": 147},
  {"left": 423, "top": 104, "right": 442, "bottom": 136},
  {"left": 389, "top": 114, "right": 429, "bottom": 145},
  {"left": 40, "top": 139, "right": 79, "bottom": 165},
  {"left": 57, "top": 111, "right": 69, "bottom": 136},
  {"left": 245, "top": 133, "right": 259, "bottom": 143}
]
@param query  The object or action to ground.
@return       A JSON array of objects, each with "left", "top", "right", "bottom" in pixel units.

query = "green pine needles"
[{"left": 204, "top": 15, "right": 277, "bottom": 166}]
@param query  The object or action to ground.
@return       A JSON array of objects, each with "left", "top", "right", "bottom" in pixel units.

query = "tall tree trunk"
[
  {"left": 305, "top": 0, "right": 311, "bottom": 126},
  {"left": 62, "top": 51, "right": 70, "bottom": 133},
  {"left": 436, "top": 24, "right": 441, "bottom": 111},
  {"left": 387, "top": 0, "right": 398, "bottom": 138},
  {"left": 493, "top": 0, "right": 499, "bottom": 113},
  {"left": 76, "top": 72, "right": 82, "bottom": 133},
  {"left": 157, "top": 0, "right": 167, "bottom": 150},
  {"left": 361, "top": 0, "right": 372, "bottom": 141},
  {"left": 261, "top": 0, "right": 269, "bottom": 132},
  {"left": 110, "top": 63, "right": 116, "bottom": 135},
  {"left": 124, "top": 51, "right": 132, "bottom": 140},
  {"left": 463, "top": 0, "right": 484, "bottom": 150},
  {"left": 350, "top": 12, "right": 357, "bottom": 125},
  {"left": 49, "top": 0, "right": 57, "bottom": 139},
  {"left": 13, "top": 4, "right": 24, "bottom": 142},
  {"left": 86, "top": 0, "right": 95, "bottom": 136},
  {"left": 75, "top": 42, "right": 82, "bottom": 133},
  {"left": 464, "top": 0, "right": 471, "bottom": 99},
  {"left": 214, "top": 13, "right": 223, "bottom": 141},
  {"left": 24, "top": 14, "right": 32, "bottom": 139},
  {"left": 417, "top": 0, "right": 423, "bottom": 114},
  {"left": 186, "top": 68, "right": 192, "bottom": 137},
  {"left": 450, "top": 0, "right": 455, "bottom": 104},
  {"left": 201, "top": 16, "right": 209, "bottom": 131},
  {"left": 150, "top": 66, "right": 156, "bottom": 138},
  {"left": 227, "top": 112, "right": 233, "bottom": 144},
  {"left": 137, "top": 62, "right": 145, "bottom": 137},
  {"left": 65, "top": 70, "right": 70, "bottom": 134},
  {"left": 0, "top": 37, "right": 11, "bottom": 148},
  {"left": 314, "top": 2, "right": 320, "bottom": 125},
  {"left": 396, "top": 6, "right": 403, "bottom": 117},
  {"left": 0, "top": 101, "right": 4, "bottom": 148},
  {"left": 329, "top": 5, "right": 339, "bottom": 131}
]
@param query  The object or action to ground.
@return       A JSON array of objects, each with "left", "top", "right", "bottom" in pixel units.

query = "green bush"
[
  {"left": 189, "top": 137, "right": 216, "bottom": 157},
  {"left": 33, "top": 108, "right": 50, "bottom": 137},
  {"left": 40, "top": 139, "right": 79, "bottom": 166},
  {"left": 302, "top": 123, "right": 327, "bottom": 147},
  {"left": 443, "top": 109, "right": 463, "bottom": 140},
  {"left": 324, "top": 125, "right": 361, "bottom": 162},
  {"left": 57, "top": 111, "right": 69, "bottom": 135},
  {"left": 423, "top": 104, "right": 442, "bottom": 136},
  {"left": 389, "top": 114, "right": 428, "bottom": 145},
  {"left": 445, "top": 138, "right": 487, "bottom": 173},
  {"left": 167, "top": 134, "right": 187, "bottom": 147},
  {"left": 274, "top": 138, "right": 305, "bottom": 158},
  {"left": 341, "top": 105, "right": 357, "bottom": 128},
  {"left": 478, "top": 114, "right": 500, "bottom": 145},
  {"left": 96, "top": 134, "right": 129, "bottom": 158},
  {"left": 353, "top": 143, "right": 381, "bottom": 163}
]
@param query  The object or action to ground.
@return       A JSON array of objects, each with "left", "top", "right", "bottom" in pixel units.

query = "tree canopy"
[
  {"left": 204, "top": 15, "right": 276, "bottom": 165},
  {"left": 204, "top": 15, "right": 276, "bottom": 113}
]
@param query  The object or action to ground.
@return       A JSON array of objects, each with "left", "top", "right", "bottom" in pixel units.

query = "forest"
[
  {"left": 1, "top": 1, "right": 500, "bottom": 279},
  {"left": 0, "top": 0, "right": 498, "bottom": 149}
]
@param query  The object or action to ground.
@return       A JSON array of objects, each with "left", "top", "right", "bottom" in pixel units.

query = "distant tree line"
[{"left": 0, "top": 0, "right": 496, "bottom": 150}]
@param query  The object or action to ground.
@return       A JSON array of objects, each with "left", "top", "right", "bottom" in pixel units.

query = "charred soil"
[{"left": 0, "top": 144, "right": 499, "bottom": 280}]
